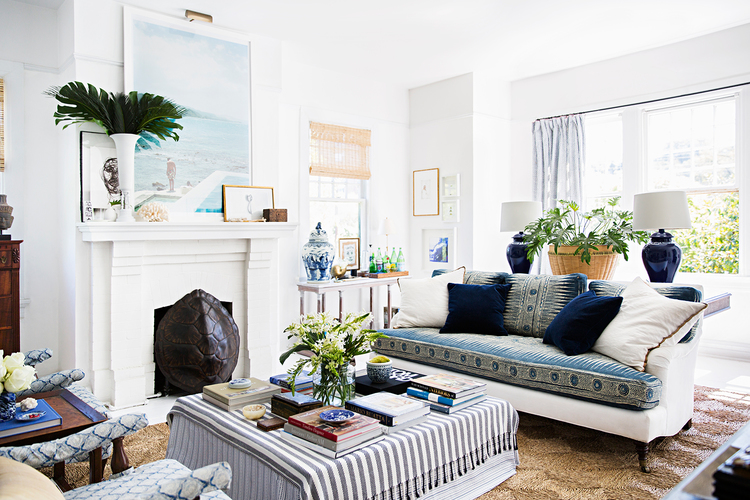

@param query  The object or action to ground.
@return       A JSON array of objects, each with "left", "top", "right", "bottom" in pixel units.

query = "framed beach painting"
[
  {"left": 124, "top": 7, "right": 252, "bottom": 218},
  {"left": 422, "top": 228, "right": 456, "bottom": 270},
  {"left": 223, "top": 185, "right": 274, "bottom": 222},
  {"left": 338, "top": 237, "right": 360, "bottom": 270},
  {"left": 80, "top": 131, "right": 118, "bottom": 222},
  {"left": 413, "top": 168, "right": 439, "bottom": 216}
]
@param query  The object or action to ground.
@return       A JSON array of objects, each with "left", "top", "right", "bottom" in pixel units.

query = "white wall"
[{"left": 510, "top": 23, "right": 750, "bottom": 354}]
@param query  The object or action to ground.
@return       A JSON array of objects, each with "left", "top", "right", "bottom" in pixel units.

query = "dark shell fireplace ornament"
[{"left": 155, "top": 289, "right": 239, "bottom": 394}]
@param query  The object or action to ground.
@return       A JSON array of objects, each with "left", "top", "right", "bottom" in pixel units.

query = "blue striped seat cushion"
[
  {"left": 376, "top": 328, "right": 661, "bottom": 410},
  {"left": 589, "top": 280, "right": 703, "bottom": 343}
]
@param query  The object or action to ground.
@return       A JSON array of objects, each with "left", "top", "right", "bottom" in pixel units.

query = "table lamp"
[
  {"left": 633, "top": 190, "right": 692, "bottom": 283},
  {"left": 500, "top": 201, "right": 542, "bottom": 274},
  {"left": 378, "top": 217, "right": 396, "bottom": 256}
]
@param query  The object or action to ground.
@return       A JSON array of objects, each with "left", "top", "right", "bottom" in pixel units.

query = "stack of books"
[
  {"left": 270, "top": 371, "right": 314, "bottom": 394},
  {"left": 405, "top": 373, "right": 487, "bottom": 414},
  {"left": 354, "top": 368, "right": 425, "bottom": 396},
  {"left": 345, "top": 392, "right": 429, "bottom": 434},
  {"left": 271, "top": 392, "right": 323, "bottom": 420},
  {"left": 0, "top": 400, "right": 62, "bottom": 438},
  {"left": 202, "top": 378, "right": 281, "bottom": 411},
  {"left": 281, "top": 405, "right": 384, "bottom": 458}
]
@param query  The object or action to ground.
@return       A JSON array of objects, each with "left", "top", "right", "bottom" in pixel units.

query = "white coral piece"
[
  {"left": 19, "top": 398, "right": 37, "bottom": 411},
  {"left": 138, "top": 202, "right": 169, "bottom": 222}
]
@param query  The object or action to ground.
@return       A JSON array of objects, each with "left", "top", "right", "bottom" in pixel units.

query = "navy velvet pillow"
[
  {"left": 543, "top": 290, "right": 623, "bottom": 355},
  {"left": 439, "top": 283, "right": 511, "bottom": 335}
]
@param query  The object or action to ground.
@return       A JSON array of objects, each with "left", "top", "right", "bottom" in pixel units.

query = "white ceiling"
[{"left": 19, "top": 0, "right": 750, "bottom": 89}]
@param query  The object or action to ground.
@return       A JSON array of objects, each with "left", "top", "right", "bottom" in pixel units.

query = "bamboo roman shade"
[
  {"left": 0, "top": 78, "right": 5, "bottom": 172},
  {"left": 309, "top": 121, "right": 371, "bottom": 180}
]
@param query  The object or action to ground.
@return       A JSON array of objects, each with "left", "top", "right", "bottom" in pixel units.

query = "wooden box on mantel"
[{"left": 263, "top": 209, "right": 287, "bottom": 222}]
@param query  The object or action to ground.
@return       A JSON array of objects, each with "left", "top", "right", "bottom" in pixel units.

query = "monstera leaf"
[{"left": 44, "top": 81, "right": 186, "bottom": 141}]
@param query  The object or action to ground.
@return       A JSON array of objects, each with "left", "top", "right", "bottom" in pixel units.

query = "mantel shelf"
[{"left": 77, "top": 221, "right": 297, "bottom": 242}]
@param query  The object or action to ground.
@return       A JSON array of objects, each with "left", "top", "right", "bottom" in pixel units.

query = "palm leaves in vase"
[{"left": 44, "top": 81, "right": 186, "bottom": 142}]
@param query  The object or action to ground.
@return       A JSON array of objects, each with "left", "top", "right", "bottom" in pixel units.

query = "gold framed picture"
[{"left": 338, "top": 237, "right": 360, "bottom": 270}]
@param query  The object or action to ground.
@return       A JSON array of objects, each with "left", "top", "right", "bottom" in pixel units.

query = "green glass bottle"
[
  {"left": 390, "top": 249, "right": 397, "bottom": 271},
  {"left": 376, "top": 248, "right": 383, "bottom": 272},
  {"left": 369, "top": 251, "right": 376, "bottom": 273},
  {"left": 396, "top": 248, "right": 405, "bottom": 272}
]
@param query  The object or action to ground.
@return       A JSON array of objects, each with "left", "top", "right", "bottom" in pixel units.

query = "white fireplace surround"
[{"left": 77, "top": 222, "right": 296, "bottom": 409}]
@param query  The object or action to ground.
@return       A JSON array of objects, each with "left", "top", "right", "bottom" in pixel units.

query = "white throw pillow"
[
  {"left": 391, "top": 268, "right": 466, "bottom": 328},
  {"left": 591, "top": 277, "right": 706, "bottom": 371}
]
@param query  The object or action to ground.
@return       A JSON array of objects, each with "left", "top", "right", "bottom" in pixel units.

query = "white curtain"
[{"left": 532, "top": 114, "right": 585, "bottom": 211}]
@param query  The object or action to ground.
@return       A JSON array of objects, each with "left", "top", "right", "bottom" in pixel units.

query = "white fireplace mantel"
[
  {"left": 76, "top": 221, "right": 297, "bottom": 409},
  {"left": 77, "top": 221, "right": 297, "bottom": 242}
]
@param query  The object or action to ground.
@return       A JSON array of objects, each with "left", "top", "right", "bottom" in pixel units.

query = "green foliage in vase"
[
  {"left": 674, "top": 192, "right": 739, "bottom": 274},
  {"left": 523, "top": 198, "right": 649, "bottom": 265},
  {"left": 280, "top": 312, "right": 385, "bottom": 397},
  {"left": 44, "top": 81, "right": 186, "bottom": 142}
]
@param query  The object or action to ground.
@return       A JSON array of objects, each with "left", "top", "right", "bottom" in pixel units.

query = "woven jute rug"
[{"left": 41, "top": 385, "right": 750, "bottom": 498}]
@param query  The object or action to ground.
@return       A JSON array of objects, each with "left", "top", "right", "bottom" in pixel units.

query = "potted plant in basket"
[
  {"left": 280, "top": 312, "right": 385, "bottom": 405},
  {"left": 44, "top": 82, "right": 186, "bottom": 222},
  {"left": 523, "top": 197, "right": 649, "bottom": 280}
]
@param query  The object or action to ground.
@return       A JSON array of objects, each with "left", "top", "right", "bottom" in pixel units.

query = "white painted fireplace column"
[{"left": 77, "top": 222, "right": 296, "bottom": 409}]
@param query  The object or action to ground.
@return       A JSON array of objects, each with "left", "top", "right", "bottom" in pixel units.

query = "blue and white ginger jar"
[{"left": 302, "top": 222, "right": 335, "bottom": 282}]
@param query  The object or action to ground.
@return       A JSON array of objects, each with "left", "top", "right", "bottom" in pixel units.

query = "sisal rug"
[{"left": 43, "top": 386, "right": 750, "bottom": 498}]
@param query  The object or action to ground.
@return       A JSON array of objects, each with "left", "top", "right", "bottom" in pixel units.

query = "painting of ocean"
[{"left": 128, "top": 13, "right": 251, "bottom": 213}]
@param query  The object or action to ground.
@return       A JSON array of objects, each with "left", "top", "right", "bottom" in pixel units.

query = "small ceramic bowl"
[
  {"left": 366, "top": 359, "right": 393, "bottom": 384},
  {"left": 319, "top": 409, "right": 355, "bottom": 423},
  {"left": 242, "top": 404, "right": 266, "bottom": 420},
  {"left": 229, "top": 378, "right": 253, "bottom": 389}
]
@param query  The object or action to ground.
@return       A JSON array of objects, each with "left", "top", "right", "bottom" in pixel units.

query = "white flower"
[
  {"left": 3, "top": 352, "right": 25, "bottom": 373},
  {"left": 4, "top": 365, "right": 35, "bottom": 393}
]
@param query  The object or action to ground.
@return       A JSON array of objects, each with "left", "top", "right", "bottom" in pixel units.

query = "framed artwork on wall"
[
  {"left": 222, "top": 185, "right": 274, "bottom": 222},
  {"left": 413, "top": 168, "right": 440, "bottom": 216},
  {"left": 338, "top": 237, "right": 360, "bottom": 270},
  {"left": 441, "top": 200, "right": 460, "bottom": 222},
  {"left": 422, "top": 228, "right": 457, "bottom": 270},
  {"left": 442, "top": 174, "right": 460, "bottom": 198},
  {"left": 124, "top": 7, "right": 252, "bottom": 217},
  {"left": 80, "top": 131, "right": 119, "bottom": 222}
]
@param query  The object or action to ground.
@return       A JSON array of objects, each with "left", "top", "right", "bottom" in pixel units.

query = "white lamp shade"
[
  {"left": 500, "top": 201, "right": 543, "bottom": 232},
  {"left": 633, "top": 191, "right": 692, "bottom": 230},
  {"left": 378, "top": 217, "right": 396, "bottom": 235}
]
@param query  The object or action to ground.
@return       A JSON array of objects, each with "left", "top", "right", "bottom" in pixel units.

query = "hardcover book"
[
  {"left": 0, "top": 400, "right": 62, "bottom": 438},
  {"left": 280, "top": 430, "right": 385, "bottom": 459},
  {"left": 345, "top": 399, "right": 430, "bottom": 427},
  {"left": 287, "top": 405, "right": 380, "bottom": 442},
  {"left": 269, "top": 371, "right": 313, "bottom": 390},
  {"left": 405, "top": 393, "right": 487, "bottom": 414},
  {"left": 409, "top": 373, "right": 486, "bottom": 399},
  {"left": 347, "top": 392, "right": 426, "bottom": 417},
  {"left": 271, "top": 392, "right": 323, "bottom": 420},
  {"left": 380, "top": 414, "right": 429, "bottom": 435},
  {"left": 283, "top": 422, "right": 382, "bottom": 451},
  {"left": 354, "top": 368, "right": 425, "bottom": 396},
  {"left": 406, "top": 387, "right": 483, "bottom": 406},
  {"left": 202, "top": 378, "right": 281, "bottom": 406}
]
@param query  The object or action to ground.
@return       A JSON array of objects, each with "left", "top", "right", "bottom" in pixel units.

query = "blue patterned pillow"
[
  {"left": 440, "top": 283, "right": 511, "bottom": 335},
  {"left": 543, "top": 291, "right": 623, "bottom": 355},
  {"left": 503, "top": 273, "right": 587, "bottom": 338},
  {"left": 431, "top": 269, "right": 509, "bottom": 285}
]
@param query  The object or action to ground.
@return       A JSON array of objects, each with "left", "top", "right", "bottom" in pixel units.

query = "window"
[
  {"left": 308, "top": 122, "right": 371, "bottom": 250},
  {"left": 583, "top": 112, "right": 623, "bottom": 210},
  {"left": 644, "top": 97, "right": 738, "bottom": 274},
  {"left": 0, "top": 78, "right": 5, "bottom": 172}
]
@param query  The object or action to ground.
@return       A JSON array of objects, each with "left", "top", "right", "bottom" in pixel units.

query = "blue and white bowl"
[
  {"left": 229, "top": 378, "right": 253, "bottom": 389},
  {"left": 319, "top": 409, "right": 355, "bottom": 423},
  {"left": 366, "top": 359, "right": 393, "bottom": 384}
]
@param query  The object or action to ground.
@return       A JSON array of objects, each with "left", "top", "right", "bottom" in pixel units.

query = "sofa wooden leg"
[
  {"left": 636, "top": 442, "right": 651, "bottom": 473},
  {"left": 683, "top": 419, "right": 693, "bottom": 431}
]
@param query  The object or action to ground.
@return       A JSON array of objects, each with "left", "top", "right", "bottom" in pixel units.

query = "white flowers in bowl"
[{"left": 0, "top": 351, "right": 36, "bottom": 394}]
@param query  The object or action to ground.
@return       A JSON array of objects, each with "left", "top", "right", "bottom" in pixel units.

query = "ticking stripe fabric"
[
  {"left": 376, "top": 330, "right": 661, "bottom": 410},
  {"left": 166, "top": 394, "right": 519, "bottom": 500}
]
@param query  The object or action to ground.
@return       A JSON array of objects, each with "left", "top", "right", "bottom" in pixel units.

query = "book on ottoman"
[
  {"left": 271, "top": 392, "right": 323, "bottom": 420},
  {"left": 354, "top": 367, "right": 425, "bottom": 396}
]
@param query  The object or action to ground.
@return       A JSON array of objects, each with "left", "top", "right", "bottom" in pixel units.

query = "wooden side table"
[
  {"left": 297, "top": 276, "right": 403, "bottom": 328},
  {"left": 0, "top": 389, "right": 122, "bottom": 491}
]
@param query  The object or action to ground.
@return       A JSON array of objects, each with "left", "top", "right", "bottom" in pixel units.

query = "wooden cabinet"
[{"left": 0, "top": 240, "right": 21, "bottom": 353}]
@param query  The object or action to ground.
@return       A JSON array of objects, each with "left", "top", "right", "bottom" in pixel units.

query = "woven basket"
[{"left": 547, "top": 245, "right": 620, "bottom": 280}]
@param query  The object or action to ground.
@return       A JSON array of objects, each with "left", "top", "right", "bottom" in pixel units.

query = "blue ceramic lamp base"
[
  {"left": 642, "top": 229, "right": 682, "bottom": 283},
  {"left": 506, "top": 233, "right": 532, "bottom": 274}
]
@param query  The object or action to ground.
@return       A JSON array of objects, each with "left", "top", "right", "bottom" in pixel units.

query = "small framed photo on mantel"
[
  {"left": 413, "top": 168, "right": 440, "bottom": 216},
  {"left": 222, "top": 185, "right": 274, "bottom": 222}
]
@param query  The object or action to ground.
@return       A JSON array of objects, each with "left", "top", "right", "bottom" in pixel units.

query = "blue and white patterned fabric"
[
  {"left": 63, "top": 459, "right": 232, "bottom": 500},
  {"left": 375, "top": 328, "right": 661, "bottom": 410},
  {"left": 16, "top": 369, "right": 85, "bottom": 397},
  {"left": 589, "top": 280, "right": 703, "bottom": 343},
  {"left": 23, "top": 348, "right": 53, "bottom": 367},
  {"left": 503, "top": 273, "right": 587, "bottom": 338},
  {"left": 66, "top": 384, "right": 111, "bottom": 418},
  {"left": 0, "top": 413, "right": 147, "bottom": 469},
  {"left": 432, "top": 269, "right": 509, "bottom": 285}
]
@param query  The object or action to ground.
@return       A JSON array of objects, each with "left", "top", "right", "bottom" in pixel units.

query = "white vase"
[{"left": 110, "top": 133, "right": 139, "bottom": 223}]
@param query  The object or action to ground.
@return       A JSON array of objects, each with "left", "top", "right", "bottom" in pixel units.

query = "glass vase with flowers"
[{"left": 0, "top": 351, "right": 37, "bottom": 421}]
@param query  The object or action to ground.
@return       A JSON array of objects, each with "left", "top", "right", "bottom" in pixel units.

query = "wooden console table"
[{"left": 297, "top": 276, "right": 403, "bottom": 328}]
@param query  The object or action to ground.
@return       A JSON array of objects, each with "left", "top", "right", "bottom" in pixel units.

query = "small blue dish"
[
  {"left": 228, "top": 378, "right": 253, "bottom": 389},
  {"left": 319, "top": 409, "right": 355, "bottom": 423},
  {"left": 16, "top": 411, "right": 45, "bottom": 422}
]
